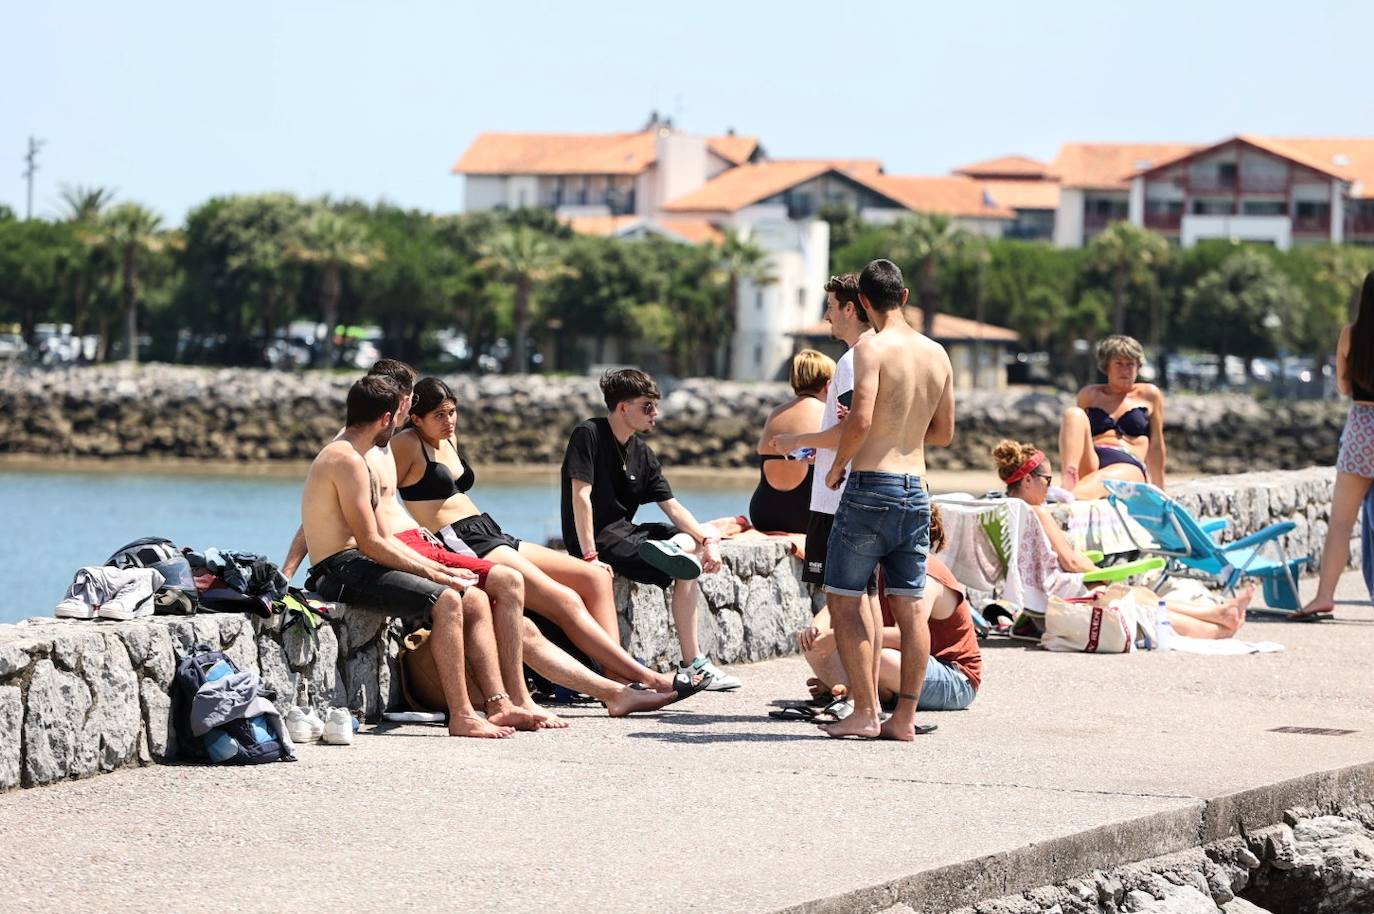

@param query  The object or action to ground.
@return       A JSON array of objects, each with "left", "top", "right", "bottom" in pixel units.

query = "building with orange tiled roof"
[
  {"left": 1045, "top": 135, "right": 1374, "bottom": 249},
  {"left": 1124, "top": 135, "right": 1374, "bottom": 249}
]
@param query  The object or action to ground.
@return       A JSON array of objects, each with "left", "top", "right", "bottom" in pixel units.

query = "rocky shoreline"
[{"left": 0, "top": 364, "right": 1352, "bottom": 474}]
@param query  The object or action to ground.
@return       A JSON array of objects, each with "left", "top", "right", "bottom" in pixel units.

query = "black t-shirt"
[{"left": 560, "top": 417, "right": 673, "bottom": 555}]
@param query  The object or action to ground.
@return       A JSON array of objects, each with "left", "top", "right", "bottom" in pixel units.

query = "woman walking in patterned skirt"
[{"left": 1296, "top": 271, "right": 1374, "bottom": 619}]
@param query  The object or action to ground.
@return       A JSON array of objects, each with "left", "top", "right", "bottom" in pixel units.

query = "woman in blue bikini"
[{"left": 1058, "top": 335, "right": 1168, "bottom": 500}]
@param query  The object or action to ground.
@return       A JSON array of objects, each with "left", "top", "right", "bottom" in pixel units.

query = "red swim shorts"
[{"left": 396, "top": 528, "right": 494, "bottom": 589}]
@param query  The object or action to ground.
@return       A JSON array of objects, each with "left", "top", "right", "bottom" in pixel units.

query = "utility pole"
[{"left": 23, "top": 136, "right": 44, "bottom": 220}]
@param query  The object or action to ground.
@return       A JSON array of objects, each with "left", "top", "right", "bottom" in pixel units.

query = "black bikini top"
[
  {"left": 1087, "top": 405, "right": 1150, "bottom": 439},
  {"left": 397, "top": 437, "right": 475, "bottom": 501}
]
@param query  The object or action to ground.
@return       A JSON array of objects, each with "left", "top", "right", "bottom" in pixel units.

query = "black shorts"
[
  {"left": 305, "top": 549, "right": 445, "bottom": 622},
  {"left": 801, "top": 510, "right": 876, "bottom": 595},
  {"left": 598, "top": 520, "right": 681, "bottom": 589},
  {"left": 445, "top": 513, "right": 521, "bottom": 558}
]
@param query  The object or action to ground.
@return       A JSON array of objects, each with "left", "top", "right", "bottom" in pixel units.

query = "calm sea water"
[{"left": 0, "top": 468, "right": 755, "bottom": 625}]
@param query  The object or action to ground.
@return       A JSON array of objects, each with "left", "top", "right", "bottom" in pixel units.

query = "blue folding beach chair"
[{"left": 1103, "top": 479, "right": 1308, "bottom": 612}]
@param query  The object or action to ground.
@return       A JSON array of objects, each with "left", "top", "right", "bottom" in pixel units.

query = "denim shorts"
[
  {"left": 917, "top": 660, "right": 976, "bottom": 711},
  {"left": 823, "top": 471, "right": 930, "bottom": 598}
]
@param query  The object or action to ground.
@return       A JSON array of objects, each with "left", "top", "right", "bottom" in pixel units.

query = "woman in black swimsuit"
[
  {"left": 1058, "top": 334, "right": 1168, "bottom": 500},
  {"left": 391, "top": 378, "right": 683, "bottom": 694},
  {"left": 749, "top": 349, "right": 834, "bottom": 533}
]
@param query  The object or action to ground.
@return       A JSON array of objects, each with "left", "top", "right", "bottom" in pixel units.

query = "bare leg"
[
  {"left": 1060, "top": 407, "right": 1097, "bottom": 491},
  {"left": 519, "top": 619, "right": 681, "bottom": 717},
  {"left": 1072, "top": 462, "right": 1148, "bottom": 501},
  {"left": 1300, "top": 471, "right": 1373, "bottom": 617},
  {"left": 518, "top": 541, "right": 620, "bottom": 639},
  {"left": 427, "top": 590, "right": 513, "bottom": 739},
  {"left": 671, "top": 577, "right": 703, "bottom": 662},
  {"left": 802, "top": 638, "right": 848, "bottom": 692},
  {"left": 864, "top": 592, "right": 882, "bottom": 701},
  {"left": 488, "top": 544, "right": 673, "bottom": 691},
  {"left": 820, "top": 593, "right": 881, "bottom": 738},
  {"left": 1166, "top": 583, "right": 1254, "bottom": 636},
  {"left": 878, "top": 594, "right": 931, "bottom": 742},
  {"left": 481, "top": 566, "right": 564, "bottom": 729},
  {"left": 459, "top": 586, "right": 540, "bottom": 732}
]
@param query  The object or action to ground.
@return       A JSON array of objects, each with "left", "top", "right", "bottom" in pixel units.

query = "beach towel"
[
  {"left": 1063, "top": 499, "right": 1153, "bottom": 556},
  {"left": 932, "top": 496, "right": 1027, "bottom": 606}
]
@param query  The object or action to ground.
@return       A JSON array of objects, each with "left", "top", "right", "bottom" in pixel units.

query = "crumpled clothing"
[
  {"left": 55, "top": 566, "right": 165, "bottom": 617},
  {"left": 188, "top": 668, "right": 296, "bottom": 759}
]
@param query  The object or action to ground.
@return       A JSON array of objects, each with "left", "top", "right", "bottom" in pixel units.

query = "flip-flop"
[
  {"left": 810, "top": 697, "right": 854, "bottom": 723},
  {"left": 1288, "top": 609, "right": 1334, "bottom": 623},
  {"left": 638, "top": 539, "right": 703, "bottom": 580},
  {"left": 669, "top": 668, "right": 713, "bottom": 701},
  {"left": 914, "top": 723, "right": 938, "bottom": 735},
  {"left": 768, "top": 704, "right": 820, "bottom": 722}
]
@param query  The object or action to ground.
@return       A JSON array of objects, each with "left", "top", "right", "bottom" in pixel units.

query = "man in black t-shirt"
[{"left": 560, "top": 369, "right": 743, "bottom": 691}]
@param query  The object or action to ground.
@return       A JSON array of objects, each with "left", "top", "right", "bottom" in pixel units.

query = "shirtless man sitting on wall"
[
  {"left": 299, "top": 374, "right": 538, "bottom": 738},
  {"left": 821, "top": 258, "right": 955, "bottom": 742}
]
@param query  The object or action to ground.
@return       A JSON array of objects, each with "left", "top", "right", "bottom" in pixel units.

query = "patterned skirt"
[{"left": 1336, "top": 403, "right": 1374, "bottom": 478}]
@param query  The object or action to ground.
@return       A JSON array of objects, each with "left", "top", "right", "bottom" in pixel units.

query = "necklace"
[{"left": 617, "top": 438, "right": 637, "bottom": 483}]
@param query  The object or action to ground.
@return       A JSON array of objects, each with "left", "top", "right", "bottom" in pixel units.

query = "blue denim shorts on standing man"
[{"left": 823, "top": 471, "right": 931, "bottom": 598}]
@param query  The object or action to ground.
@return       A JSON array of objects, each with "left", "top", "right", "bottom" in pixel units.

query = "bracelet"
[
  {"left": 896, "top": 692, "right": 921, "bottom": 703},
  {"left": 484, "top": 692, "right": 510, "bottom": 705},
  {"left": 582, "top": 551, "right": 599, "bottom": 562}
]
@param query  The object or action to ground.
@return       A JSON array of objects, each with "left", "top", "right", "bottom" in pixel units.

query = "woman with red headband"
[
  {"left": 994, "top": 440, "right": 1098, "bottom": 579},
  {"left": 993, "top": 439, "right": 1250, "bottom": 637}
]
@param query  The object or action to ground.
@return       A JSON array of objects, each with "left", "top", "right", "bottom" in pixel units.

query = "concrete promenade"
[{"left": 0, "top": 570, "right": 1370, "bottom": 914}]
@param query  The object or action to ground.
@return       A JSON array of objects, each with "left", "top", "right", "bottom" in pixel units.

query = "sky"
[{"left": 4, "top": 1, "right": 1373, "bottom": 225}]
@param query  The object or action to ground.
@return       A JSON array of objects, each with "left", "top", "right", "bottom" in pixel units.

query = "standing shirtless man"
[
  {"left": 299, "top": 375, "right": 537, "bottom": 737},
  {"left": 821, "top": 259, "right": 955, "bottom": 741}
]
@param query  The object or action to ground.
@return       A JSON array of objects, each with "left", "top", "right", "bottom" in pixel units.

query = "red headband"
[{"left": 1004, "top": 451, "right": 1046, "bottom": 486}]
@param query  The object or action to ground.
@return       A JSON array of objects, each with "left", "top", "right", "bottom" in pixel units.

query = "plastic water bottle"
[
  {"left": 1155, "top": 600, "right": 1173, "bottom": 654},
  {"left": 787, "top": 447, "right": 816, "bottom": 461}
]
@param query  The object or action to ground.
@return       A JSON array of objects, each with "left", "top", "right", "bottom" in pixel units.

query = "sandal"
[{"left": 768, "top": 704, "right": 820, "bottom": 722}]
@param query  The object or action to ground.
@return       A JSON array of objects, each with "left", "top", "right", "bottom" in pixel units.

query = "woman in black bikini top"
[
  {"left": 391, "top": 377, "right": 686, "bottom": 695},
  {"left": 1058, "top": 334, "right": 1168, "bottom": 500}
]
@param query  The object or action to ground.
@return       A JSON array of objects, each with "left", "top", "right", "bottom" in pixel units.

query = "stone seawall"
[
  {"left": 0, "top": 364, "right": 1352, "bottom": 474},
  {"left": 0, "top": 539, "right": 804, "bottom": 792}
]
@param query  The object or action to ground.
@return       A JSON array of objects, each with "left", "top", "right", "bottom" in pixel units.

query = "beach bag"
[
  {"left": 171, "top": 644, "right": 290, "bottom": 764},
  {"left": 398, "top": 629, "right": 447, "bottom": 713},
  {"left": 1042, "top": 593, "right": 1135, "bottom": 653}
]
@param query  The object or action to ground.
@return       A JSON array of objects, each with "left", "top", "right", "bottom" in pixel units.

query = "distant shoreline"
[{"left": 0, "top": 454, "right": 1007, "bottom": 493}]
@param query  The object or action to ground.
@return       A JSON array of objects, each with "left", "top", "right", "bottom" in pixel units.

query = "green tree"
[
  {"left": 290, "top": 207, "right": 381, "bottom": 368},
  {"left": 478, "top": 225, "right": 574, "bottom": 373},
  {"left": 1085, "top": 221, "right": 1169, "bottom": 335},
  {"left": 1183, "top": 250, "right": 1301, "bottom": 376},
  {"left": 57, "top": 184, "right": 118, "bottom": 358},
  {"left": 101, "top": 203, "right": 167, "bottom": 365},
  {"left": 890, "top": 213, "right": 972, "bottom": 337},
  {"left": 0, "top": 218, "right": 79, "bottom": 343}
]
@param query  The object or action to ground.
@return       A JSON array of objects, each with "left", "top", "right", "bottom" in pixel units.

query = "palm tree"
[
  {"left": 58, "top": 184, "right": 118, "bottom": 359},
  {"left": 290, "top": 208, "right": 381, "bottom": 368},
  {"left": 101, "top": 202, "right": 166, "bottom": 365},
  {"left": 891, "top": 213, "right": 970, "bottom": 338},
  {"left": 1086, "top": 221, "right": 1169, "bottom": 334},
  {"left": 477, "top": 226, "right": 574, "bottom": 373},
  {"left": 707, "top": 229, "right": 774, "bottom": 377}
]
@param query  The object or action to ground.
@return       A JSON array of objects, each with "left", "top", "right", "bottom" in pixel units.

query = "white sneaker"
[
  {"left": 54, "top": 598, "right": 95, "bottom": 620},
  {"left": 683, "top": 656, "right": 742, "bottom": 692},
  {"left": 97, "top": 597, "right": 155, "bottom": 621},
  {"left": 303, "top": 709, "right": 325, "bottom": 741},
  {"left": 285, "top": 706, "right": 318, "bottom": 744},
  {"left": 321, "top": 707, "right": 354, "bottom": 745}
]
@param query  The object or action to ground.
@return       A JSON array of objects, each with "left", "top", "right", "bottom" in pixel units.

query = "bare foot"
[
  {"left": 647, "top": 672, "right": 678, "bottom": 694},
  {"left": 819, "top": 713, "right": 880, "bottom": 739},
  {"left": 520, "top": 702, "right": 569, "bottom": 730},
  {"left": 879, "top": 716, "right": 917, "bottom": 742},
  {"left": 605, "top": 686, "right": 678, "bottom": 718},
  {"left": 806, "top": 677, "right": 827, "bottom": 702},
  {"left": 488, "top": 706, "right": 543, "bottom": 732},
  {"left": 1293, "top": 597, "right": 1336, "bottom": 621},
  {"left": 448, "top": 714, "right": 515, "bottom": 739},
  {"left": 1230, "top": 583, "right": 1257, "bottom": 628}
]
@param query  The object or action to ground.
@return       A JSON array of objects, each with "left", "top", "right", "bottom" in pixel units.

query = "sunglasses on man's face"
[{"left": 639, "top": 400, "right": 659, "bottom": 416}]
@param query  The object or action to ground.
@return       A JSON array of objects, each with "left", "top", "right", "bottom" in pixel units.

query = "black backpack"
[{"left": 171, "top": 644, "right": 293, "bottom": 765}]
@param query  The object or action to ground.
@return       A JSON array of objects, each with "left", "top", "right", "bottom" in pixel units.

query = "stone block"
[
  {"left": 139, "top": 678, "right": 174, "bottom": 762},
  {"left": 255, "top": 632, "right": 295, "bottom": 710},
  {"left": 23, "top": 659, "right": 92, "bottom": 786},
  {"left": 78, "top": 633, "right": 141, "bottom": 772},
  {"left": 0, "top": 643, "right": 29, "bottom": 679},
  {"left": 0, "top": 686, "right": 21, "bottom": 790}
]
